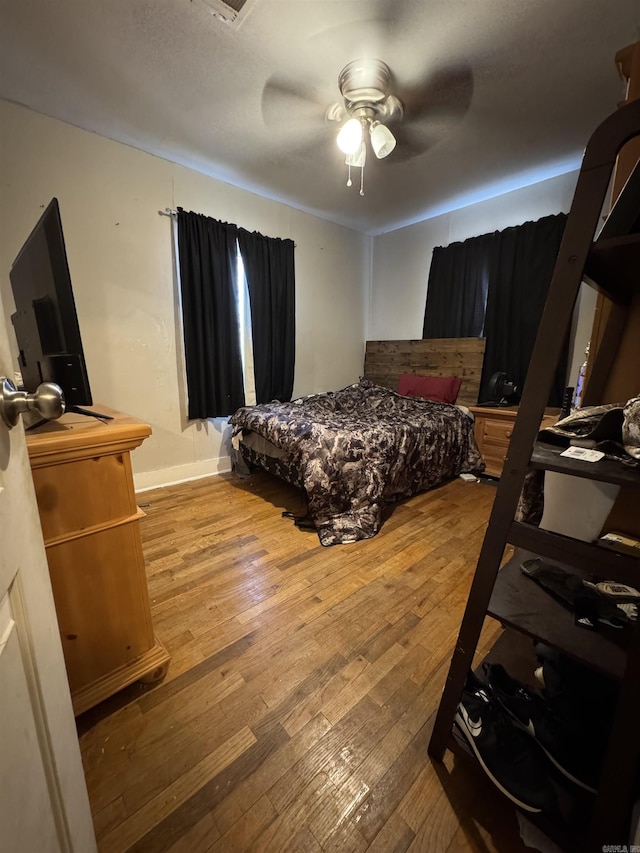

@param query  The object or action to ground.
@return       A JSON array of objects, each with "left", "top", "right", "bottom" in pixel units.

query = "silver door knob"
[{"left": 0, "top": 377, "right": 65, "bottom": 428}]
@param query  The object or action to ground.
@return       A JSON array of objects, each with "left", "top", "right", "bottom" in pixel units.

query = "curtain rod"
[{"left": 158, "top": 208, "right": 296, "bottom": 245}]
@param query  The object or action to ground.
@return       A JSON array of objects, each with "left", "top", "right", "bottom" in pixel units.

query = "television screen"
[{"left": 9, "top": 198, "right": 93, "bottom": 408}]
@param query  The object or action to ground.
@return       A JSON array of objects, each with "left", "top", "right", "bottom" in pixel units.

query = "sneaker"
[
  {"left": 583, "top": 579, "right": 640, "bottom": 604},
  {"left": 482, "top": 663, "right": 600, "bottom": 793},
  {"left": 454, "top": 671, "right": 556, "bottom": 813}
]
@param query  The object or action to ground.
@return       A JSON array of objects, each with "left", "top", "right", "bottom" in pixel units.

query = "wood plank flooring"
[{"left": 77, "top": 471, "right": 530, "bottom": 852}]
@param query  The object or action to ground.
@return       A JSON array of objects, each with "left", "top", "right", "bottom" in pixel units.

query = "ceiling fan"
[
  {"left": 261, "top": 47, "right": 473, "bottom": 195},
  {"left": 324, "top": 59, "right": 403, "bottom": 194}
]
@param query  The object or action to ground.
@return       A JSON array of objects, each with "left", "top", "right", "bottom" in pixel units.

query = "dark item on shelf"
[
  {"left": 535, "top": 644, "right": 619, "bottom": 711},
  {"left": 538, "top": 401, "right": 640, "bottom": 471},
  {"left": 560, "top": 386, "right": 574, "bottom": 420},
  {"left": 522, "top": 558, "right": 598, "bottom": 631},
  {"left": 520, "top": 558, "right": 634, "bottom": 630},
  {"left": 454, "top": 670, "right": 558, "bottom": 813},
  {"left": 534, "top": 645, "right": 618, "bottom": 783},
  {"left": 539, "top": 404, "right": 624, "bottom": 446},
  {"left": 588, "top": 439, "right": 640, "bottom": 467},
  {"left": 482, "top": 663, "right": 601, "bottom": 792}
]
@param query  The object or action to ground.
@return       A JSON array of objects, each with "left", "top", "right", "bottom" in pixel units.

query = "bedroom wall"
[
  {"left": 369, "top": 171, "right": 598, "bottom": 391},
  {"left": 0, "top": 100, "right": 370, "bottom": 489}
]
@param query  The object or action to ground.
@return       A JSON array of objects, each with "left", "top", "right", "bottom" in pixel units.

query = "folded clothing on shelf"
[{"left": 538, "top": 397, "right": 640, "bottom": 465}]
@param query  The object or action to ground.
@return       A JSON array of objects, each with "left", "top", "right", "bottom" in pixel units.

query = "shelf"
[
  {"left": 508, "top": 522, "right": 640, "bottom": 589},
  {"left": 429, "top": 96, "right": 640, "bottom": 850},
  {"left": 487, "top": 550, "right": 628, "bottom": 680},
  {"left": 530, "top": 441, "right": 640, "bottom": 488},
  {"left": 584, "top": 233, "right": 640, "bottom": 303}
]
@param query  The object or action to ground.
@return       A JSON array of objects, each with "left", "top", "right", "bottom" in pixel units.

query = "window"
[
  {"left": 234, "top": 245, "right": 256, "bottom": 406},
  {"left": 422, "top": 214, "right": 569, "bottom": 405},
  {"left": 175, "top": 208, "right": 295, "bottom": 419}
]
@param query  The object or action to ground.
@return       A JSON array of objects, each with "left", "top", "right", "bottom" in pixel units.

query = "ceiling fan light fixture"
[
  {"left": 345, "top": 141, "right": 366, "bottom": 168},
  {"left": 370, "top": 121, "right": 396, "bottom": 159},
  {"left": 329, "top": 59, "right": 405, "bottom": 195},
  {"left": 336, "top": 117, "right": 363, "bottom": 154},
  {"left": 345, "top": 140, "right": 367, "bottom": 195}
]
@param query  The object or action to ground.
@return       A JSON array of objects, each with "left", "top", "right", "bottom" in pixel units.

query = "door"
[{"left": 0, "top": 296, "right": 96, "bottom": 852}]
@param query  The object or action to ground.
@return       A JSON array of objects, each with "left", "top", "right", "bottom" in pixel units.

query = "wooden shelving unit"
[
  {"left": 583, "top": 232, "right": 640, "bottom": 300},
  {"left": 428, "top": 96, "right": 640, "bottom": 851}
]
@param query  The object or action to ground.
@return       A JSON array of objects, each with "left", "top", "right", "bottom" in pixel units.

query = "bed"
[{"left": 229, "top": 338, "right": 486, "bottom": 546}]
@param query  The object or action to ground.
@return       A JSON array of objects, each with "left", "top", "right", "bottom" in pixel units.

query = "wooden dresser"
[
  {"left": 26, "top": 407, "right": 170, "bottom": 715},
  {"left": 469, "top": 406, "right": 560, "bottom": 478}
]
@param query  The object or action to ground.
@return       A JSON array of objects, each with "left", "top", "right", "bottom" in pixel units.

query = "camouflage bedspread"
[{"left": 229, "top": 379, "right": 484, "bottom": 546}]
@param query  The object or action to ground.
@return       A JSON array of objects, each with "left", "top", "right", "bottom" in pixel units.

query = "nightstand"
[{"left": 469, "top": 406, "right": 561, "bottom": 478}]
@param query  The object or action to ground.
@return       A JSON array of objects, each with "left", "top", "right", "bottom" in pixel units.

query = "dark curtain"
[
  {"left": 177, "top": 208, "right": 245, "bottom": 419},
  {"left": 237, "top": 228, "right": 295, "bottom": 403},
  {"left": 422, "top": 232, "right": 494, "bottom": 338},
  {"left": 479, "top": 213, "right": 569, "bottom": 406}
]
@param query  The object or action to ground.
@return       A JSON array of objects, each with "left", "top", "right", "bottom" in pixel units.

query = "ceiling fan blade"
[
  {"left": 396, "top": 61, "right": 474, "bottom": 125},
  {"left": 383, "top": 117, "right": 461, "bottom": 164},
  {"left": 306, "top": 18, "right": 399, "bottom": 69},
  {"left": 377, "top": 61, "right": 473, "bottom": 162},
  {"left": 306, "top": 0, "right": 428, "bottom": 73},
  {"left": 383, "top": 124, "right": 433, "bottom": 163},
  {"left": 261, "top": 76, "right": 328, "bottom": 132}
]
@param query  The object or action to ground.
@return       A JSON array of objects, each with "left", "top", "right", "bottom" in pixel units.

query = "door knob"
[{"left": 0, "top": 377, "right": 65, "bottom": 428}]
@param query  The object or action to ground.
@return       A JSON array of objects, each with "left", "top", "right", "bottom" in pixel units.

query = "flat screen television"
[{"left": 9, "top": 197, "right": 97, "bottom": 415}]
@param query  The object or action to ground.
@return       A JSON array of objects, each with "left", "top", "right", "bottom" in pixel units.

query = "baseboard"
[{"left": 134, "top": 456, "right": 232, "bottom": 492}]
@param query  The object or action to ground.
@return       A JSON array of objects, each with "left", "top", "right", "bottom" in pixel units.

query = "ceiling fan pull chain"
[
  {"left": 347, "top": 162, "right": 352, "bottom": 187},
  {"left": 360, "top": 164, "right": 365, "bottom": 196}
]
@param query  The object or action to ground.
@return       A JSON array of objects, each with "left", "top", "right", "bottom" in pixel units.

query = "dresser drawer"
[
  {"left": 471, "top": 406, "right": 561, "bottom": 477},
  {"left": 481, "top": 418, "right": 515, "bottom": 450},
  {"left": 481, "top": 450, "right": 508, "bottom": 478},
  {"left": 47, "top": 518, "right": 154, "bottom": 693},
  {"left": 31, "top": 452, "right": 138, "bottom": 543}
]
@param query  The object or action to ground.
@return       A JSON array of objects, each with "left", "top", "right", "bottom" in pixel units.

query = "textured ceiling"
[{"left": 1, "top": 0, "right": 639, "bottom": 234}]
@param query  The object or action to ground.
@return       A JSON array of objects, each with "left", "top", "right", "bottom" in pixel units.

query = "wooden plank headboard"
[{"left": 363, "top": 338, "right": 486, "bottom": 407}]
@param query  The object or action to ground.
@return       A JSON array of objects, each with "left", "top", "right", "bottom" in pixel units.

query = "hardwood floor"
[{"left": 77, "top": 471, "right": 530, "bottom": 853}]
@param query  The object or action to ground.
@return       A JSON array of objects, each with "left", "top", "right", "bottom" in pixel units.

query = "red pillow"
[{"left": 397, "top": 374, "right": 462, "bottom": 404}]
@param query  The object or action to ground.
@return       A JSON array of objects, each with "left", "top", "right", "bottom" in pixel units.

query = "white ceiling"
[{"left": 1, "top": 0, "right": 639, "bottom": 235}]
